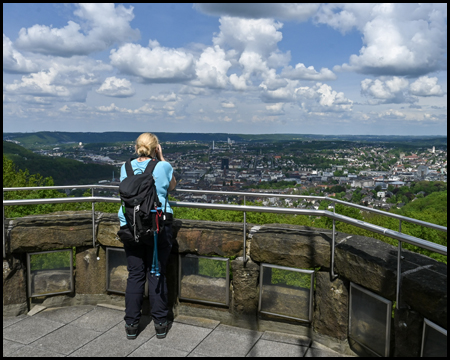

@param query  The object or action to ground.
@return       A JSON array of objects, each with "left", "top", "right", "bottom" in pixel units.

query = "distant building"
[
  {"left": 352, "top": 178, "right": 375, "bottom": 188},
  {"left": 221, "top": 158, "right": 229, "bottom": 170},
  {"left": 417, "top": 165, "right": 428, "bottom": 179}
]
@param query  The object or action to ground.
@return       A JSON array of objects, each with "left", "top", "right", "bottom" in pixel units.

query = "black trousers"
[{"left": 123, "top": 222, "right": 173, "bottom": 325}]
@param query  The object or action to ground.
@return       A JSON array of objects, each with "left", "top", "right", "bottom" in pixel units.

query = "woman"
[{"left": 118, "top": 132, "right": 176, "bottom": 340}]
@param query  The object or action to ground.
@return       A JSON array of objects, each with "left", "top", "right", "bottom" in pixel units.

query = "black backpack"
[{"left": 117, "top": 158, "right": 163, "bottom": 244}]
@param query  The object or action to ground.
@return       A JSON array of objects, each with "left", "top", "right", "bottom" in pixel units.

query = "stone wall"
[{"left": 3, "top": 211, "right": 447, "bottom": 356}]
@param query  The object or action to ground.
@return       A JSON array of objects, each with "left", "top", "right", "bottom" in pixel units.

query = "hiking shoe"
[
  {"left": 155, "top": 321, "right": 171, "bottom": 339},
  {"left": 125, "top": 322, "right": 139, "bottom": 340}
]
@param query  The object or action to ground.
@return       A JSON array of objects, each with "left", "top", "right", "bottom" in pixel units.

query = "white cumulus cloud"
[
  {"left": 14, "top": 3, "right": 139, "bottom": 57},
  {"left": 213, "top": 17, "right": 283, "bottom": 58},
  {"left": 281, "top": 63, "right": 337, "bottom": 81},
  {"left": 4, "top": 57, "right": 110, "bottom": 102},
  {"left": 409, "top": 76, "right": 444, "bottom": 97},
  {"left": 3, "top": 34, "right": 39, "bottom": 73},
  {"left": 321, "top": 3, "right": 448, "bottom": 76},
  {"left": 361, "top": 77, "right": 417, "bottom": 104},
  {"left": 96, "top": 77, "right": 135, "bottom": 97},
  {"left": 110, "top": 42, "right": 195, "bottom": 82},
  {"left": 193, "top": 45, "right": 231, "bottom": 88},
  {"left": 221, "top": 101, "right": 235, "bottom": 108},
  {"left": 148, "top": 92, "right": 179, "bottom": 102}
]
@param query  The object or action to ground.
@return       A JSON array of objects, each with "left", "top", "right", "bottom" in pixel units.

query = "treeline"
[
  {"left": 3, "top": 141, "right": 117, "bottom": 185},
  {"left": 4, "top": 131, "right": 446, "bottom": 149},
  {"left": 3, "top": 156, "right": 118, "bottom": 218}
]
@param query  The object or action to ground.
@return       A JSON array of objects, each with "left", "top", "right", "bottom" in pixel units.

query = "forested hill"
[
  {"left": 3, "top": 131, "right": 447, "bottom": 148},
  {"left": 3, "top": 141, "right": 116, "bottom": 185}
]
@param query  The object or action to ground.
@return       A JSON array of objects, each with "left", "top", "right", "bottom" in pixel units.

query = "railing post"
[
  {"left": 396, "top": 220, "right": 402, "bottom": 306},
  {"left": 92, "top": 187, "right": 96, "bottom": 248},
  {"left": 243, "top": 195, "right": 247, "bottom": 265},
  {"left": 329, "top": 201, "right": 338, "bottom": 280},
  {"left": 3, "top": 191, "right": 5, "bottom": 259},
  {"left": 330, "top": 218, "right": 338, "bottom": 280}
]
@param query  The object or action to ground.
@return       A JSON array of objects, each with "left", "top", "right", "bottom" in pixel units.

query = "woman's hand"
[{"left": 155, "top": 144, "right": 165, "bottom": 161}]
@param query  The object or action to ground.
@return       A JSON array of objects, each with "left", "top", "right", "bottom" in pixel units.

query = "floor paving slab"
[
  {"left": 68, "top": 316, "right": 156, "bottom": 357},
  {"left": 3, "top": 339, "right": 25, "bottom": 357},
  {"left": 6, "top": 344, "right": 64, "bottom": 357},
  {"left": 246, "top": 339, "right": 308, "bottom": 357},
  {"left": 3, "top": 305, "right": 355, "bottom": 357},
  {"left": 69, "top": 306, "right": 124, "bottom": 332},
  {"left": 146, "top": 322, "right": 213, "bottom": 354},
  {"left": 34, "top": 305, "right": 95, "bottom": 324},
  {"left": 3, "top": 316, "right": 64, "bottom": 345},
  {"left": 128, "top": 341, "right": 190, "bottom": 357},
  {"left": 304, "top": 346, "right": 346, "bottom": 357},
  {"left": 29, "top": 324, "right": 102, "bottom": 355},
  {"left": 3, "top": 315, "right": 27, "bottom": 329},
  {"left": 261, "top": 330, "right": 311, "bottom": 347},
  {"left": 175, "top": 315, "right": 220, "bottom": 329},
  {"left": 190, "top": 324, "right": 263, "bottom": 357}
]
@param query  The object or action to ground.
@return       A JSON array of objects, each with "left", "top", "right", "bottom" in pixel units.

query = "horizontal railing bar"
[
  {"left": 174, "top": 188, "right": 327, "bottom": 200},
  {"left": 3, "top": 185, "right": 119, "bottom": 191},
  {"left": 3, "top": 197, "right": 121, "bottom": 206},
  {"left": 326, "top": 197, "right": 447, "bottom": 233},
  {"left": 4, "top": 197, "right": 445, "bottom": 256}
]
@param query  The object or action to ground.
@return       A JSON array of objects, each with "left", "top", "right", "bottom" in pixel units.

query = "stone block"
[
  {"left": 250, "top": 224, "right": 335, "bottom": 269},
  {"left": 313, "top": 271, "right": 349, "bottom": 341},
  {"left": 394, "top": 308, "right": 423, "bottom": 357},
  {"left": 174, "top": 219, "right": 244, "bottom": 257},
  {"left": 9, "top": 211, "right": 94, "bottom": 253},
  {"left": 96, "top": 213, "right": 123, "bottom": 248},
  {"left": 335, "top": 235, "right": 398, "bottom": 300},
  {"left": 231, "top": 258, "right": 259, "bottom": 315},
  {"left": 401, "top": 266, "right": 447, "bottom": 329},
  {"left": 3, "top": 254, "right": 28, "bottom": 316},
  {"left": 75, "top": 246, "right": 107, "bottom": 294}
]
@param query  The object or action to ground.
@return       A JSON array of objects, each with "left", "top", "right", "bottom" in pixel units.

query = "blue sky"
[{"left": 3, "top": 3, "right": 447, "bottom": 135}]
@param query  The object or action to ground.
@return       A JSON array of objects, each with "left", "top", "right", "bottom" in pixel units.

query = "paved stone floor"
[{"left": 3, "top": 305, "right": 349, "bottom": 357}]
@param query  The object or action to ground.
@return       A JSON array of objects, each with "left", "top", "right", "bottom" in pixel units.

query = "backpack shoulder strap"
[
  {"left": 124, "top": 158, "right": 136, "bottom": 177},
  {"left": 143, "top": 158, "right": 159, "bottom": 175}
]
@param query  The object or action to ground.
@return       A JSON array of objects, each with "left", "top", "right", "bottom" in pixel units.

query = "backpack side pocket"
[{"left": 117, "top": 225, "right": 134, "bottom": 244}]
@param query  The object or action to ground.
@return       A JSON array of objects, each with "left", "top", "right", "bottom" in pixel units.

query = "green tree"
[{"left": 3, "top": 156, "right": 118, "bottom": 218}]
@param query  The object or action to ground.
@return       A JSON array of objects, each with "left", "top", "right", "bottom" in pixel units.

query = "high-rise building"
[{"left": 221, "top": 158, "right": 229, "bottom": 170}]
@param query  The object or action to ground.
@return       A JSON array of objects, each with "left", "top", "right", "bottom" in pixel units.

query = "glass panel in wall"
[
  {"left": 106, "top": 247, "right": 128, "bottom": 294},
  {"left": 349, "top": 282, "right": 392, "bottom": 357},
  {"left": 27, "top": 249, "right": 73, "bottom": 297},
  {"left": 259, "top": 264, "right": 314, "bottom": 322},
  {"left": 179, "top": 254, "right": 229, "bottom": 306},
  {"left": 421, "top": 319, "right": 447, "bottom": 357}
]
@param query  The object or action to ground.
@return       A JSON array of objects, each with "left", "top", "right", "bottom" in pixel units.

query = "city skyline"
[{"left": 3, "top": 3, "right": 448, "bottom": 135}]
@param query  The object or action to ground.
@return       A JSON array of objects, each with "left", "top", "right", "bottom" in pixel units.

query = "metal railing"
[{"left": 3, "top": 185, "right": 447, "bottom": 307}]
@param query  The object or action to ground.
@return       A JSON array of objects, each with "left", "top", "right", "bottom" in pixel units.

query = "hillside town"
[{"left": 24, "top": 139, "right": 447, "bottom": 210}]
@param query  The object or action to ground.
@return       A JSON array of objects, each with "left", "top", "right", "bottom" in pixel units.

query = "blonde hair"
[{"left": 135, "top": 133, "right": 159, "bottom": 157}]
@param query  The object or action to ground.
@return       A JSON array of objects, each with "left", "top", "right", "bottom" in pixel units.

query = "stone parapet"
[{"left": 3, "top": 212, "right": 447, "bottom": 356}]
